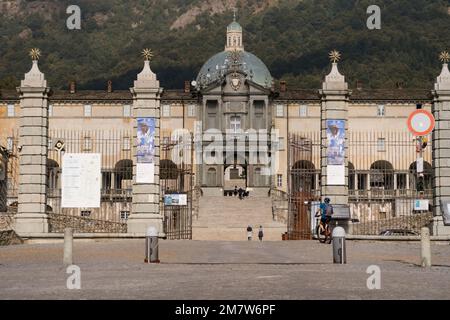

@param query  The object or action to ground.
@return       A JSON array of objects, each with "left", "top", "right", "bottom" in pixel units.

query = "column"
[
  {"left": 14, "top": 49, "right": 50, "bottom": 235},
  {"left": 127, "top": 51, "right": 164, "bottom": 236},
  {"left": 318, "top": 52, "right": 351, "bottom": 232},
  {"left": 431, "top": 54, "right": 450, "bottom": 235}
]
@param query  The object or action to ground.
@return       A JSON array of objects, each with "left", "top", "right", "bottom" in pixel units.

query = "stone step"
[{"left": 195, "top": 189, "right": 286, "bottom": 240}]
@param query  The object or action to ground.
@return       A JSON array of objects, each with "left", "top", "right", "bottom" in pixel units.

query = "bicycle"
[{"left": 315, "top": 217, "right": 332, "bottom": 244}]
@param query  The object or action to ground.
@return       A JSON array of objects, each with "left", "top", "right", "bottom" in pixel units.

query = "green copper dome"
[
  {"left": 196, "top": 51, "right": 273, "bottom": 89},
  {"left": 227, "top": 21, "right": 242, "bottom": 31}
]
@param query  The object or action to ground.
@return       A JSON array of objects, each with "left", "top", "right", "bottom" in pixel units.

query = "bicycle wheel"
[
  {"left": 316, "top": 225, "right": 326, "bottom": 243},
  {"left": 325, "top": 226, "right": 332, "bottom": 244}
]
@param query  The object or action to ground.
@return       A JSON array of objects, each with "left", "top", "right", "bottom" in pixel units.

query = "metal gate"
[
  {"left": 287, "top": 131, "right": 434, "bottom": 236},
  {"left": 348, "top": 131, "right": 433, "bottom": 235},
  {"left": 0, "top": 133, "right": 19, "bottom": 227},
  {"left": 287, "top": 133, "right": 321, "bottom": 239},
  {"left": 161, "top": 134, "right": 194, "bottom": 239},
  {"left": 46, "top": 130, "right": 131, "bottom": 233}
]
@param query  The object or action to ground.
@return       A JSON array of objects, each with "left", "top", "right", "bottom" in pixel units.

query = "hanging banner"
[
  {"left": 62, "top": 153, "right": 101, "bottom": 208},
  {"left": 326, "top": 119, "right": 345, "bottom": 185},
  {"left": 327, "top": 119, "right": 345, "bottom": 165},
  {"left": 136, "top": 117, "right": 156, "bottom": 183}
]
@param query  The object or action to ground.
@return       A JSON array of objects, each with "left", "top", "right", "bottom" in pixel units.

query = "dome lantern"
[{"left": 225, "top": 9, "right": 244, "bottom": 52}]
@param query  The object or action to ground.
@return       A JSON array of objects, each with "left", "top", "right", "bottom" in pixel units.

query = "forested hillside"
[{"left": 0, "top": 0, "right": 449, "bottom": 90}]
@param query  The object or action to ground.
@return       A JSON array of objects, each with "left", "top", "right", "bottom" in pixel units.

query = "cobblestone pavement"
[{"left": 0, "top": 240, "right": 450, "bottom": 299}]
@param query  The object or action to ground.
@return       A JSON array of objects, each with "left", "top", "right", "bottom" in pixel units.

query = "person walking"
[
  {"left": 238, "top": 187, "right": 244, "bottom": 200},
  {"left": 246, "top": 225, "right": 253, "bottom": 240},
  {"left": 258, "top": 226, "right": 264, "bottom": 242}
]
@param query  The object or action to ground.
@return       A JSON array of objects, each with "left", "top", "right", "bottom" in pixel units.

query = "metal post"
[
  {"left": 332, "top": 226, "right": 346, "bottom": 264},
  {"left": 145, "top": 226, "right": 160, "bottom": 263},
  {"left": 421, "top": 227, "right": 431, "bottom": 267},
  {"left": 63, "top": 228, "right": 73, "bottom": 266}
]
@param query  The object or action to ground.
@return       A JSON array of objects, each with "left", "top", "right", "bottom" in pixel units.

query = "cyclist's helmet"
[{"left": 324, "top": 197, "right": 331, "bottom": 204}]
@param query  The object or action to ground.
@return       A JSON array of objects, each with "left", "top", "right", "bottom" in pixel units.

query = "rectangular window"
[
  {"left": 299, "top": 104, "right": 308, "bottom": 117},
  {"left": 276, "top": 104, "right": 284, "bottom": 117},
  {"left": 123, "top": 104, "right": 131, "bottom": 117},
  {"left": 84, "top": 104, "right": 92, "bottom": 117},
  {"left": 48, "top": 138, "right": 53, "bottom": 150},
  {"left": 377, "top": 138, "right": 386, "bottom": 152},
  {"left": 277, "top": 174, "right": 283, "bottom": 187},
  {"left": 230, "top": 116, "right": 241, "bottom": 133},
  {"left": 377, "top": 104, "right": 385, "bottom": 117},
  {"left": 83, "top": 137, "right": 92, "bottom": 151},
  {"left": 7, "top": 104, "right": 14, "bottom": 117},
  {"left": 162, "top": 104, "right": 171, "bottom": 117},
  {"left": 206, "top": 101, "right": 218, "bottom": 129},
  {"left": 397, "top": 173, "right": 407, "bottom": 190},
  {"left": 188, "top": 104, "right": 196, "bottom": 117},
  {"left": 357, "top": 173, "right": 367, "bottom": 190},
  {"left": 120, "top": 211, "right": 130, "bottom": 221},
  {"left": 48, "top": 104, "right": 53, "bottom": 117}
]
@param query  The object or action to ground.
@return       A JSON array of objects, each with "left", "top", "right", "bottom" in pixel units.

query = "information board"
[
  {"left": 62, "top": 153, "right": 101, "bottom": 208},
  {"left": 164, "top": 193, "right": 187, "bottom": 206}
]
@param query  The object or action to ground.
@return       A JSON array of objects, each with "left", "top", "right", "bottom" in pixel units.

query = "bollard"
[
  {"left": 421, "top": 227, "right": 431, "bottom": 268},
  {"left": 145, "top": 226, "right": 160, "bottom": 263},
  {"left": 332, "top": 226, "right": 346, "bottom": 264},
  {"left": 63, "top": 228, "right": 73, "bottom": 266}
]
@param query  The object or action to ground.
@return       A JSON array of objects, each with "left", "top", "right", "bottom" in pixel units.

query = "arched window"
[
  {"left": 370, "top": 160, "right": 394, "bottom": 190},
  {"left": 409, "top": 161, "right": 432, "bottom": 191},
  {"left": 47, "top": 159, "right": 60, "bottom": 190},
  {"left": 160, "top": 159, "right": 178, "bottom": 180},
  {"left": 291, "top": 160, "right": 316, "bottom": 192},
  {"left": 114, "top": 159, "right": 133, "bottom": 190}
]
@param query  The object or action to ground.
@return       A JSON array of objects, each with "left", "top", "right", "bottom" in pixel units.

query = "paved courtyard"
[{"left": 0, "top": 239, "right": 450, "bottom": 300}]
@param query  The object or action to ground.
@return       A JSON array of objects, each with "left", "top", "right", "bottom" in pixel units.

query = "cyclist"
[{"left": 316, "top": 197, "right": 333, "bottom": 234}]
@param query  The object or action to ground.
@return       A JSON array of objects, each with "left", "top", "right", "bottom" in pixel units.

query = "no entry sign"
[{"left": 407, "top": 109, "right": 435, "bottom": 136}]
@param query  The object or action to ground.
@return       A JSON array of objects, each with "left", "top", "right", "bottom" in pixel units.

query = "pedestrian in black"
[
  {"left": 258, "top": 225, "right": 264, "bottom": 242},
  {"left": 233, "top": 186, "right": 238, "bottom": 197},
  {"left": 238, "top": 187, "right": 243, "bottom": 200},
  {"left": 247, "top": 225, "right": 253, "bottom": 240}
]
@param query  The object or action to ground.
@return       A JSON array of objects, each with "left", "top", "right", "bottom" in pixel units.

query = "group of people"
[
  {"left": 233, "top": 186, "right": 249, "bottom": 200},
  {"left": 246, "top": 225, "right": 264, "bottom": 241}
]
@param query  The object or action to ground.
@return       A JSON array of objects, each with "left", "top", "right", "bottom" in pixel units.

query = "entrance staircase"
[{"left": 193, "top": 188, "right": 287, "bottom": 241}]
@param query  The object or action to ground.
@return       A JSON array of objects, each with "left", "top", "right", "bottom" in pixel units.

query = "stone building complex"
[{"left": 1, "top": 19, "right": 449, "bottom": 240}]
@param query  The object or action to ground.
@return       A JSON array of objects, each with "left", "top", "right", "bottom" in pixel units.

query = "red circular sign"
[{"left": 407, "top": 110, "right": 435, "bottom": 136}]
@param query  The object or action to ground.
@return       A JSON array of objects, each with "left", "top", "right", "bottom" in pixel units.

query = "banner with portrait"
[
  {"left": 326, "top": 119, "right": 345, "bottom": 185},
  {"left": 136, "top": 117, "right": 156, "bottom": 183},
  {"left": 326, "top": 119, "right": 345, "bottom": 165}
]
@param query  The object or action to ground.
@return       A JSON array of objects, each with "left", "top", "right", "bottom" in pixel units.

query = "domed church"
[
  {"left": 1, "top": 16, "right": 449, "bottom": 241},
  {"left": 196, "top": 17, "right": 273, "bottom": 90}
]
